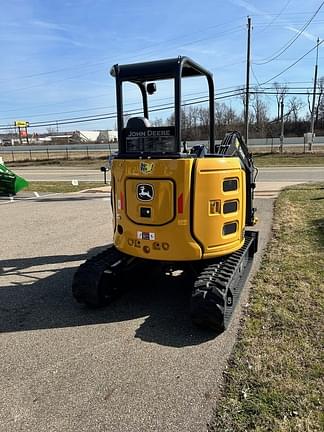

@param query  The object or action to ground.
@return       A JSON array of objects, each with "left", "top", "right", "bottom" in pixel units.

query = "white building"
[
  {"left": 98, "top": 130, "right": 118, "bottom": 142},
  {"left": 71, "top": 130, "right": 118, "bottom": 143}
]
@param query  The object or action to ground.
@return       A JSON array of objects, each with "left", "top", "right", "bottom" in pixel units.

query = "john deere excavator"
[{"left": 72, "top": 57, "right": 258, "bottom": 331}]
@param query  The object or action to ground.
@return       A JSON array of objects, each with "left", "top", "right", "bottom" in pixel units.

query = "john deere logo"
[
  {"left": 137, "top": 184, "right": 154, "bottom": 201},
  {"left": 140, "top": 162, "right": 153, "bottom": 174}
]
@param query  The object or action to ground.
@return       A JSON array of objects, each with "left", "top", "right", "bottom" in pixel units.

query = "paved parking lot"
[{"left": 0, "top": 191, "right": 274, "bottom": 432}]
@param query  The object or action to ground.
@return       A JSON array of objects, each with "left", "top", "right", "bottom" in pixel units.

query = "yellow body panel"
[
  {"left": 111, "top": 157, "right": 246, "bottom": 261},
  {"left": 193, "top": 158, "right": 245, "bottom": 257},
  {"left": 125, "top": 178, "right": 174, "bottom": 225}
]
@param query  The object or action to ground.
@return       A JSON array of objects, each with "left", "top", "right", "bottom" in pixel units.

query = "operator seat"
[{"left": 126, "top": 117, "right": 151, "bottom": 130}]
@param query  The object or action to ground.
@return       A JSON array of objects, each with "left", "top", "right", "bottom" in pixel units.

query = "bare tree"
[
  {"left": 150, "top": 117, "right": 164, "bottom": 127},
  {"left": 185, "top": 106, "right": 201, "bottom": 140},
  {"left": 251, "top": 94, "right": 269, "bottom": 136},
  {"left": 315, "top": 77, "right": 324, "bottom": 127},
  {"left": 287, "top": 97, "right": 304, "bottom": 124},
  {"left": 307, "top": 76, "right": 324, "bottom": 124},
  {"left": 273, "top": 82, "right": 288, "bottom": 120},
  {"left": 317, "top": 78, "right": 324, "bottom": 129}
]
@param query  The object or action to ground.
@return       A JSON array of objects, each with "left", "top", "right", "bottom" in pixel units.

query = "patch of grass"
[
  {"left": 254, "top": 152, "right": 324, "bottom": 167},
  {"left": 24, "top": 181, "right": 107, "bottom": 193},
  {"left": 5, "top": 152, "right": 324, "bottom": 168},
  {"left": 209, "top": 183, "right": 324, "bottom": 432},
  {"left": 7, "top": 156, "right": 108, "bottom": 169}
]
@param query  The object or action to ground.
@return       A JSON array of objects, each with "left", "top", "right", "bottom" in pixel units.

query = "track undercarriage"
[{"left": 72, "top": 231, "right": 258, "bottom": 332}]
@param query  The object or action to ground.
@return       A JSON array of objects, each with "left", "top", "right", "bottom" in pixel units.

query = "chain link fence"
[{"left": 0, "top": 139, "right": 324, "bottom": 163}]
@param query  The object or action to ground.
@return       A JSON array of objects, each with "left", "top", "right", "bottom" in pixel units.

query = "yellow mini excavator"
[{"left": 72, "top": 57, "right": 258, "bottom": 331}]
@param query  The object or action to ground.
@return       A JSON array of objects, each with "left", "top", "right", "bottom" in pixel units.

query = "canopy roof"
[{"left": 110, "top": 56, "right": 213, "bottom": 82}]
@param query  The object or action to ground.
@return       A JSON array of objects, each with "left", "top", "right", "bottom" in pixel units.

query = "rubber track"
[
  {"left": 72, "top": 245, "right": 131, "bottom": 307},
  {"left": 191, "top": 232, "right": 258, "bottom": 331}
]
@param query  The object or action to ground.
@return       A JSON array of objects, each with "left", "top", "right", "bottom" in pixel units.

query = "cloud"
[
  {"left": 0, "top": 31, "right": 87, "bottom": 48},
  {"left": 0, "top": 18, "right": 88, "bottom": 48},
  {"left": 229, "top": 0, "right": 319, "bottom": 43},
  {"left": 180, "top": 45, "right": 219, "bottom": 55},
  {"left": 285, "top": 26, "right": 318, "bottom": 42},
  {"left": 30, "top": 19, "right": 71, "bottom": 32},
  {"left": 228, "top": 0, "right": 266, "bottom": 16}
]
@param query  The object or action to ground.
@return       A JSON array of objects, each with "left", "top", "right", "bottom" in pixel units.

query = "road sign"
[{"left": 15, "top": 120, "right": 29, "bottom": 128}]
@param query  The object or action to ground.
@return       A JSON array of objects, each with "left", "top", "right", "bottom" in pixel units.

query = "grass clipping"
[{"left": 209, "top": 183, "right": 324, "bottom": 432}]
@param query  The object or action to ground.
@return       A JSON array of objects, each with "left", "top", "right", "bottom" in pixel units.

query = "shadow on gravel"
[{"left": 0, "top": 247, "right": 216, "bottom": 347}]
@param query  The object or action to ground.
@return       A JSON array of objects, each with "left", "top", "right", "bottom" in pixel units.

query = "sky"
[{"left": 0, "top": 0, "right": 323, "bottom": 133}]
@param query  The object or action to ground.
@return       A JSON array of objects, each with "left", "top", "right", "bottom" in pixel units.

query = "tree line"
[{"left": 151, "top": 79, "right": 324, "bottom": 140}]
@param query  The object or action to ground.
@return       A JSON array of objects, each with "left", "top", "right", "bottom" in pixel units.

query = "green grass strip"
[
  {"left": 209, "top": 183, "right": 324, "bottom": 432},
  {"left": 24, "top": 181, "right": 106, "bottom": 193},
  {"left": 5, "top": 153, "right": 324, "bottom": 168},
  {"left": 254, "top": 153, "right": 324, "bottom": 167}
]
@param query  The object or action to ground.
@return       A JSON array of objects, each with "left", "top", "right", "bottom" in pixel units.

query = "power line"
[
  {"left": 1, "top": 82, "right": 320, "bottom": 130},
  {"left": 2, "top": 86, "right": 320, "bottom": 131},
  {"left": 253, "top": 18, "right": 324, "bottom": 27},
  {"left": 1, "top": 87, "right": 322, "bottom": 132},
  {"left": 0, "top": 90, "right": 247, "bottom": 130},
  {"left": 259, "top": 40, "right": 324, "bottom": 85},
  {"left": 249, "top": 10, "right": 324, "bottom": 16},
  {"left": 254, "top": 0, "right": 324, "bottom": 65},
  {"left": 0, "top": 86, "right": 247, "bottom": 121},
  {"left": 1, "top": 80, "right": 319, "bottom": 128},
  {"left": 253, "top": 90, "right": 323, "bottom": 95},
  {"left": 256, "top": 0, "right": 292, "bottom": 34},
  {"left": 0, "top": 25, "right": 244, "bottom": 91},
  {"left": 251, "top": 66, "right": 276, "bottom": 111},
  {"left": 0, "top": 69, "right": 246, "bottom": 115},
  {"left": 251, "top": 66, "right": 261, "bottom": 87}
]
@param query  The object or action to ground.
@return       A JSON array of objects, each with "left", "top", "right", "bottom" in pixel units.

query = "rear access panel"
[
  {"left": 125, "top": 178, "right": 175, "bottom": 225},
  {"left": 193, "top": 157, "right": 246, "bottom": 258}
]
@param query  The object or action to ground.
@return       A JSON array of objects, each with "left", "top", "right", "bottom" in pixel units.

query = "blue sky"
[{"left": 0, "top": 0, "right": 323, "bottom": 132}]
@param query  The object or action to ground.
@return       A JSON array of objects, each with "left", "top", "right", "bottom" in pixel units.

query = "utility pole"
[
  {"left": 310, "top": 37, "right": 320, "bottom": 151},
  {"left": 279, "top": 99, "right": 284, "bottom": 153},
  {"left": 244, "top": 16, "right": 252, "bottom": 146}
]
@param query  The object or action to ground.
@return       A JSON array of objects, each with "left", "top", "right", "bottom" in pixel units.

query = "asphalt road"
[
  {"left": 257, "top": 166, "right": 324, "bottom": 182},
  {"left": 1, "top": 191, "right": 273, "bottom": 432},
  {"left": 12, "top": 165, "right": 324, "bottom": 183}
]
